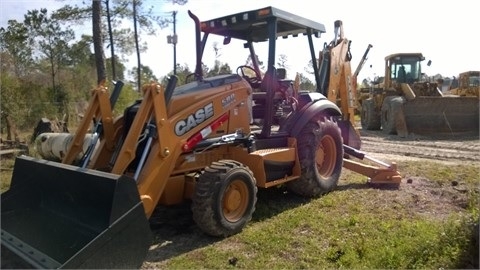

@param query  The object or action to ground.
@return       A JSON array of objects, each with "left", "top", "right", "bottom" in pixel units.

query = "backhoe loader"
[
  {"left": 1, "top": 7, "right": 401, "bottom": 269},
  {"left": 359, "top": 53, "right": 479, "bottom": 136}
]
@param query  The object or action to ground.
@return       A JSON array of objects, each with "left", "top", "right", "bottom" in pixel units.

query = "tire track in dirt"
[{"left": 357, "top": 129, "right": 480, "bottom": 164}]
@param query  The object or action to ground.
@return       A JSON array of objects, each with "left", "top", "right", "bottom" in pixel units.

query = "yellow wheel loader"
[
  {"left": 447, "top": 70, "right": 480, "bottom": 98},
  {"left": 359, "top": 53, "right": 479, "bottom": 136},
  {"left": 1, "top": 7, "right": 401, "bottom": 269}
]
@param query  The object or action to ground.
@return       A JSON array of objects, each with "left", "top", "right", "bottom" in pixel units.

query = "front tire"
[
  {"left": 287, "top": 117, "right": 344, "bottom": 197},
  {"left": 361, "top": 98, "right": 381, "bottom": 130},
  {"left": 192, "top": 160, "right": 257, "bottom": 237},
  {"left": 381, "top": 96, "right": 404, "bottom": 134}
]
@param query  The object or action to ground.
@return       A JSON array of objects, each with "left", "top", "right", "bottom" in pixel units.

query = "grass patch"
[
  {"left": 161, "top": 160, "right": 479, "bottom": 269},
  {"left": 164, "top": 199, "right": 475, "bottom": 269}
]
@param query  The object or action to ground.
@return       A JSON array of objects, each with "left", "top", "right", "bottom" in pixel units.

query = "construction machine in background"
[
  {"left": 1, "top": 7, "right": 401, "bottom": 269},
  {"left": 359, "top": 53, "right": 479, "bottom": 136},
  {"left": 447, "top": 70, "right": 480, "bottom": 98}
]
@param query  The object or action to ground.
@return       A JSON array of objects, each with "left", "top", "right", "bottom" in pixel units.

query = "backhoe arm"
[
  {"left": 324, "top": 20, "right": 357, "bottom": 124},
  {"left": 352, "top": 44, "right": 373, "bottom": 91}
]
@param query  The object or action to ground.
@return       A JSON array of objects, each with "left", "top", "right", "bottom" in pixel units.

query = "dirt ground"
[
  {"left": 355, "top": 128, "right": 479, "bottom": 223},
  {"left": 358, "top": 129, "right": 480, "bottom": 166}
]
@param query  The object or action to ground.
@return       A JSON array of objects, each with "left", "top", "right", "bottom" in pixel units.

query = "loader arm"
[
  {"left": 110, "top": 83, "right": 172, "bottom": 175},
  {"left": 62, "top": 81, "right": 117, "bottom": 165},
  {"left": 110, "top": 83, "right": 187, "bottom": 218}
]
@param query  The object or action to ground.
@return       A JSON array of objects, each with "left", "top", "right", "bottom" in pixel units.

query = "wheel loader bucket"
[
  {"left": 403, "top": 96, "right": 479, "bottom": 134},
  {"left": 1, "top": 156, "right": 152, "bottom": 269}
]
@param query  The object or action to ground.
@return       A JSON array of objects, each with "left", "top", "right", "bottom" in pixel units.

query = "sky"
[{"left": 1, "top": 0, "right": 479, "bottom": 82}]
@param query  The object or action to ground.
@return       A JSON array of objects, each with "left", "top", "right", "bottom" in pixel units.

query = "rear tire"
[
  {"left": 287, "top": 117, "right": 343, "bottom": 197},
  {"left": 361, "top": 98, "right": 381, "bottom": 130},
  {"left": 192, "top": 160, "right": 257, "bottom": 237}
]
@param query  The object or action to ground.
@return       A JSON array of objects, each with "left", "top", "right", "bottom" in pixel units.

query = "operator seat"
[{"left": 251, "top": 68, "right": 280, "bottom": 120}]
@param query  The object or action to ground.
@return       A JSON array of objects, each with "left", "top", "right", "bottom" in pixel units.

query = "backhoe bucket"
[
  {"left": 1, "top": 156, "right": 152, "bottom": 269},
  {"left": 403, "top": 96, "right": 479, "bottom": 134}
]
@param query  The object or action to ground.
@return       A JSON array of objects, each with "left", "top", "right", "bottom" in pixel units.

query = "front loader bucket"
[
  {"left": 403, "top": 96, "right": 479, "bottom": 134},
  {"left": 1, "top": 156, "right": 152, "bottom": 269}
]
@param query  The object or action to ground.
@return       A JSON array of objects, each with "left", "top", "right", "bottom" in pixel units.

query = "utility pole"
[{"left": 167, "top": 11, "right": 178, "bottom": 75}]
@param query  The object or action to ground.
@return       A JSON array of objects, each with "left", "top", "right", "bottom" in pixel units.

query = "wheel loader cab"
[{"left": 386, "top": 53, "right": 424, "bottom": 87}]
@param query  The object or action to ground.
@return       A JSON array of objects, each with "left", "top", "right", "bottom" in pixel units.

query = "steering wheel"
[{"left": 236, "top": 65, "right": 262, "bottom": 88}]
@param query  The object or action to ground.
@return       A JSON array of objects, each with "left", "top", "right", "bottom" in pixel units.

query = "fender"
[{"left": 281, "top": 92, "right": 342, "bottom": 137}]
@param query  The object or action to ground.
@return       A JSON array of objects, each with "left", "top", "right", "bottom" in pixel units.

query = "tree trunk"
[
  {"left": 133, "top": 0, "right": 141, "bottom": 91},
  {"left": 92, "top": 0, "right": 106, "bottom": 84}
]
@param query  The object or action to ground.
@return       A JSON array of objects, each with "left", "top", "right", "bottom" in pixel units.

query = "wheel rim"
[
  {"left": 315, "top": 134, "right": 337, "bottom": 177},
  {"left": 223, "top": 179, "right": 249, "bottom": 222}
]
